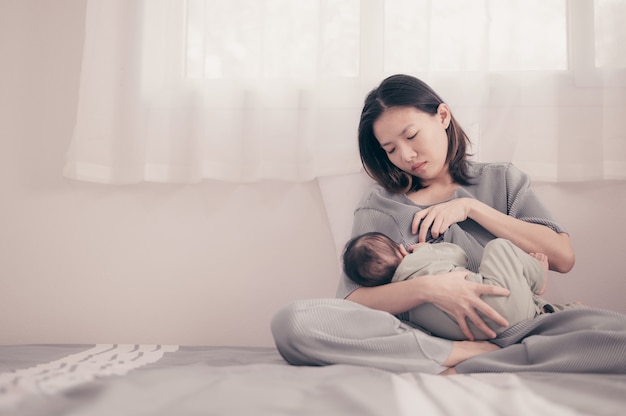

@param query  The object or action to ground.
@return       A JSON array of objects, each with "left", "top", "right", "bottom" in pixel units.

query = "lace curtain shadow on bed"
[{"left": 63, "top": 0, "right": 626, "bottom": 184}]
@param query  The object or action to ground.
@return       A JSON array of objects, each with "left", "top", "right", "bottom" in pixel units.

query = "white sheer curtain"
[{"left": 64, "top": 0, "right": 626, "bottom": 184}]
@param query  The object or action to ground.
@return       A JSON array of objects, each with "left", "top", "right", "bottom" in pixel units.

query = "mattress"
[{"left": 2, "top": 344, "right": 625, "bottom": 415}]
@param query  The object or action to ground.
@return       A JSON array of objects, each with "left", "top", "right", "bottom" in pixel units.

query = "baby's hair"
[{"left": 342, "top": 232, "right": 402, "bottom": 287}]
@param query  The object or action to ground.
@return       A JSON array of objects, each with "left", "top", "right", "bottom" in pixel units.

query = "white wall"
[
  {"left": 532, "top": 181, "right": 626, "bottom": 313},
  {"left": 0, "top": 0, "right": 339, "bottom": 347},
  {"left": 0, "top": 0, "right": 624, "bottom": 347}
]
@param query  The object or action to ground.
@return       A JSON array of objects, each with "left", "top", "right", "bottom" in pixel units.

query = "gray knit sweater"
[{"left": 337, "top": 162, "right": 567, "bottom": 299}]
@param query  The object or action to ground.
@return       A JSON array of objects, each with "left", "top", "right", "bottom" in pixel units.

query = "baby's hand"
[{"left": 406, "top": 242, "right": 428, "bottom": 252}]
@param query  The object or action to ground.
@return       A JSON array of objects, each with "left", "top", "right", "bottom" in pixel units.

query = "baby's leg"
[
  {"left": 481, "top": 238, "right": 546, "bottom": 295},
  {"left": 477, "top": 239, "right": 545, "bottom": 330}
]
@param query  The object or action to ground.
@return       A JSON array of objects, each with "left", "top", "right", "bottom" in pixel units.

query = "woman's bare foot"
[
  {"left": 439, "top": 367, "right": 458, "bottom": 376},
  {"left": 530, "top": 253, "right": 549, "bottom": 295}
]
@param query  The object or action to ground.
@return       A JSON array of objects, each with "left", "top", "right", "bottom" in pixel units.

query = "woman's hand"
[
  {"left": 412, "top": 198, "right": 473, "bottom": 242},
  {"left": 348, "top": 271, "right": 509, "bottom": 338},
  {"left": 421, "top": 271, "right": 510, "bottom": 340}
]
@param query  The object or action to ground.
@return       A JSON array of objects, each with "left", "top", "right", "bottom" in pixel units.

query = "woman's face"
[{"left": 373, "top": 105, "right": 451, "bottom": 186}]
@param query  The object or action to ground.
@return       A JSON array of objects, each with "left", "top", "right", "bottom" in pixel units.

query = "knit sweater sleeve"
[{"left": 503, "top": 163, "right": 567, "bottom": 233}]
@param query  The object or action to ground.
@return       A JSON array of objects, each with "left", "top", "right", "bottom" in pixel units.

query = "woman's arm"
[
  {"left": 346, "top": 271, "right": 510, "bottom": 340},
  {"left": 412, "top": 198, "right": 575, "bottom": 272},
  {"left": 467, "top": 199, "right": 574, "bottom": 272},
  {"left": 414, "top": 164, "right": 574, "bottom": 272}
]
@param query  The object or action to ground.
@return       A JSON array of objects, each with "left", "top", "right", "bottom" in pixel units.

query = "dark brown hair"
[
  {"left": 342, "top": 232, "right": 402, "bottom": 287},
  {"left": 358, "top": 74, "right": 473, "bottom": 193}
]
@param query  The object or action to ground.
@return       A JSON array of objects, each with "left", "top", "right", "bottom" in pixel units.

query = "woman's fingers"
[
  {"left": 431, "top": 271, "right": 511, "bottom": 339},
  {"left": 478, "top": 284, "right": 510, "bottom": 298},
  {"left": 446, "top": 278, "right": 510, "bottom": 338},
  {"left": 412, "top": 209, "right": 443, "bottom": 240},
  {"left": 475, "top": 286, "right": 510, "bottom": 327},
  {"left": 430, "top": 216, "right": 447, "bottom": 239},
  {"left": 466, "top": 306, "right": 502, "bottom": 338},
  {"left": 466, "top": 308, "right": 498, "bottom": 339},
  {"left": 412, "top": 199, "right": 472, "bottom": 240},
  {"left": 418, "top": 218, "right": 432, "bottom": 242},
  {"left": 413, "top": 209, "right": 449, "bottom": 241},
  {"left": 455, "top": 313, "right": 476, "bottom": 341},
  {"left": 411, "top": 210, "right": 428, "bottom": 235}
]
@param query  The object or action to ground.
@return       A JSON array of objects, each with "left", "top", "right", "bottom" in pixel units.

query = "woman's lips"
[{"left": 411, "top": 161, "right": 426, "bottom": 173}]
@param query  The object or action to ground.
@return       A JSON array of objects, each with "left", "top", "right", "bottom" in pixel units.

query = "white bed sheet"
[{"left": 1, "top": 344, "right": 623, "bottom": 416}]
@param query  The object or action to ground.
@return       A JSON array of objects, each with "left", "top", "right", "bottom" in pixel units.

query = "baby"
[{"left": 343, "top": 232, "right": 550, "bottom": 340}]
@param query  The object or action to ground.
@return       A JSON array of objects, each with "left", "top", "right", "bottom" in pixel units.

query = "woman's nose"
[{"left": 400, "top": 145, "right": 416, "bottom": 162}]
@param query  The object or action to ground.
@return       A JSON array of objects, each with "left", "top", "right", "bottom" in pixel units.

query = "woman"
[{"left": 271, "top": 74, "right": 626, "bottom": 374}]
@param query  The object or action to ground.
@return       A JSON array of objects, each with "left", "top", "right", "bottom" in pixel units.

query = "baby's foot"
[{"left": 530, "top": 253, "right": 549, "bottom": 295}]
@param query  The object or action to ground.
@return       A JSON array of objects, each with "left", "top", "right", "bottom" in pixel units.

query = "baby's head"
[{"left": 342, "top": 232, "right": 403, "bottom": 287}]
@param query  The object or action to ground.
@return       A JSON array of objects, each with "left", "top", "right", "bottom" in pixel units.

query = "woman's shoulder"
[
  {"left": 354, "top": 183, "right": 417, "bottom": 227},
  {"left": 357, "top": 182, "right": 402, "bottom": 207},
  {"left": 467, "top": 161, "right": 528, "bottom": 184},
  {"left": 468, "top": 161, "right": 518, "bottom": 176}
]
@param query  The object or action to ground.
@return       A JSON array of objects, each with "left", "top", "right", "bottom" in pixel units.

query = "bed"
[
  {"left": 3, "top": 174, "right": 624, "bottom": 415},
  {"left": 2, "top": 343, "right": 625, "bottom": 415}
]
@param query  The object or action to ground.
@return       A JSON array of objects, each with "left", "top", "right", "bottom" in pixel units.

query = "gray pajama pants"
[{"left": 271, "top": 299, "right": 626, "bottom": 374}]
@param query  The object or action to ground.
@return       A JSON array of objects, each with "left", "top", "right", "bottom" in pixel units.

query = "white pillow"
[{"left": 317, "top": 170, "right": 375, "bottom": 268}]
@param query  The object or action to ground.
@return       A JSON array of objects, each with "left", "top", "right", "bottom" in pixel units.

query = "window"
[
  {"left": 64, "top": 0, "right": 626, "bottom": 184},
  {"left": 571, "top": 0, "right": 626, "bottom": 86},
  {"left": 384, "top": 0, "right": 568, "bottom": 73},
  {"left": 185, "top": 0, "right": 361, "bottom": 79}
]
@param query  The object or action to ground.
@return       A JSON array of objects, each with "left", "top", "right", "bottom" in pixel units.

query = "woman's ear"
[{"left": 437, "top": 103, "right": 451, "bottom": 129}]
